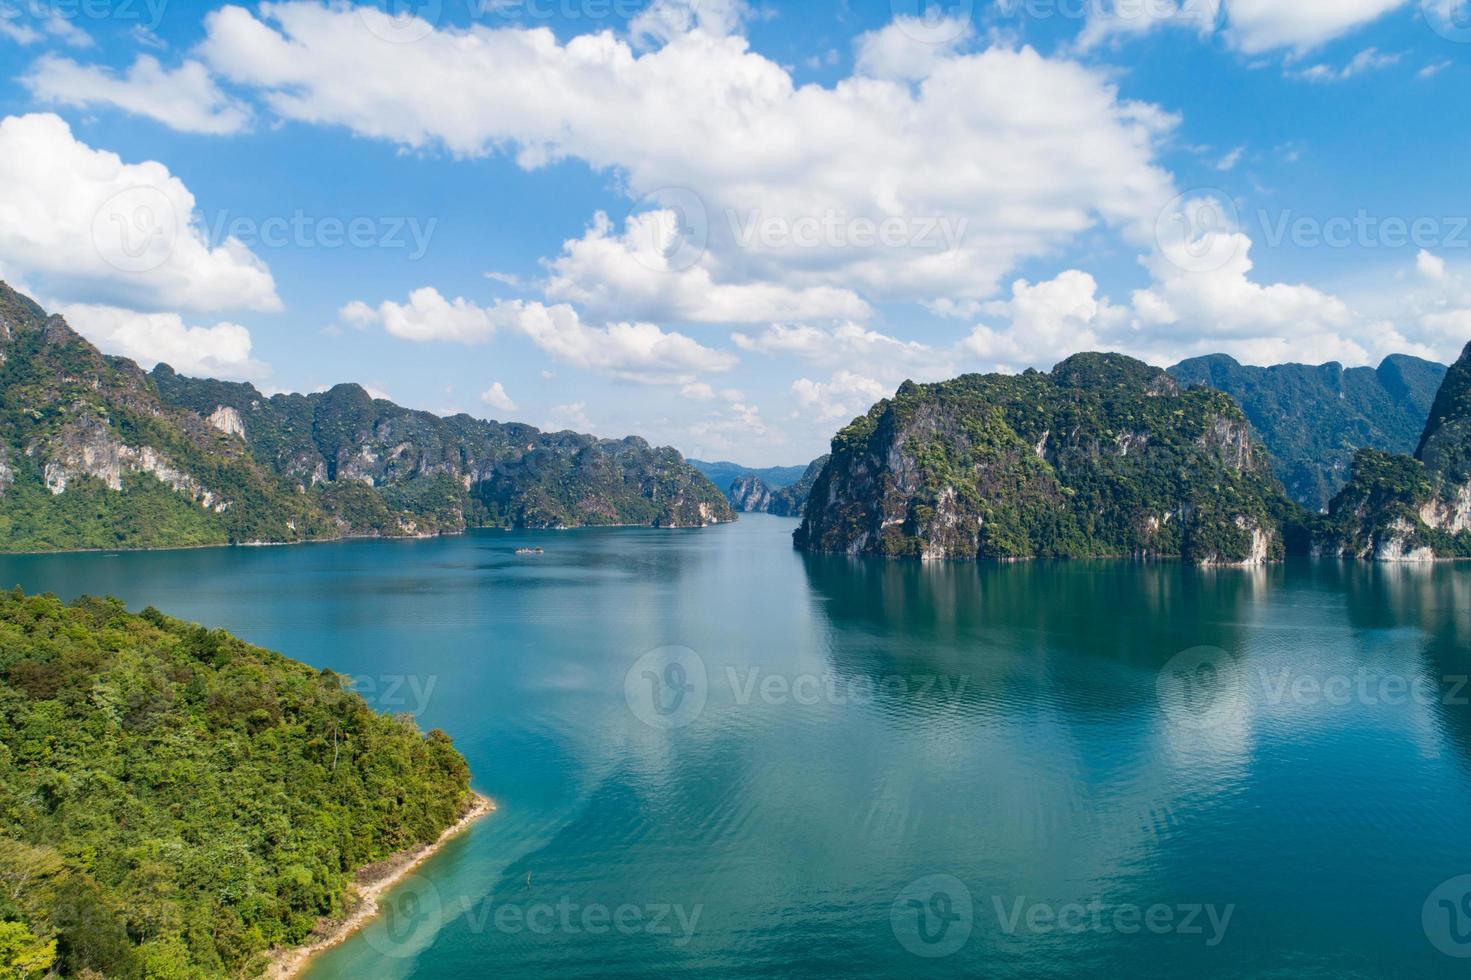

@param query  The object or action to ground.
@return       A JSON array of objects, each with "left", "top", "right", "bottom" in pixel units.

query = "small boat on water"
[{"left": 515, "top": 547, "right": 545, "bottom": 555}]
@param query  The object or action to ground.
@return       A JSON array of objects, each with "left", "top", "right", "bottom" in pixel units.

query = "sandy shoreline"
[{"left": 263, "top": 792, "right": 496, "bottom": 979}]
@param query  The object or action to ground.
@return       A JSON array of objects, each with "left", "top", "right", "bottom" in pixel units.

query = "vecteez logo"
[
  {"left": 1424, "top": 875, "right": 1471, "bottom": 957},
  {"left": 890, "top": 874, "right": 974, "bottom": 958},
  {"left": 91, "top": 185, "right": 179, "bottom": 274},
  {"left": 1156, "top": 645, "right": 1247, "bottom": 731},
  {"left": 624, "top": 646, "right": 709, "bottom": 729}
]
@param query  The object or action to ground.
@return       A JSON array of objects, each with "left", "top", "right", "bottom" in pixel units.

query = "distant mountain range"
[
  {"left": 1168, "top": 353, "right": 1447, "bottom": 511},
  {"left": 688, "top": 459, "right": 809, "bottom": 490},
  {"left": 692, "top": 456, "right": 827, "bottom": 517},
  {"left": 0, "top": 282, "right": 732, "bottom": 553}
]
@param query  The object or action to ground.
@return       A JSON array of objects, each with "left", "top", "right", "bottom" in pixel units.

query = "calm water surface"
[{"left": 3, "top": 515, "right": 1471, "bottom": 977}]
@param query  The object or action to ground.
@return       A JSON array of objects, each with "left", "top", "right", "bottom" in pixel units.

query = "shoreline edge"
[{"left": 263, "top": 792, "right": 496, "bottom": 979}]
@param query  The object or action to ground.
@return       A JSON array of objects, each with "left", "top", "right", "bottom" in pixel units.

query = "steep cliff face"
[
  {"left": 0, "top": 282, "right": 732, "bottom": 551},
  {"left": 728, "top": 474, "right": 774, "bottom": 512},
  {"left": 1318, "top": 342, "right": 1471, "bottom": 560},
  {"left": 795, "top": 354, "right": 1291, "bottom": 565},
  {"left": 1170, "top": 353, "right": 1447, "bottom": 510}
]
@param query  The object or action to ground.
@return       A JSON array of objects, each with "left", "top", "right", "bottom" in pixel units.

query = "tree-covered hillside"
[
  {"left": 0, "top": 282, "right": 732, "bottom": 553},
  {"left": 796, "top": 354, "right": 1296, "bottom": 564},
  {"left": 1169, "top": 353, "right": 1446, "bottom": 511},
  {"left": 0, "top": 591, "right": 473, "bottom": 978},
  {"left": 1317, "top": 341, "right": 1471, "bottom": 559}
]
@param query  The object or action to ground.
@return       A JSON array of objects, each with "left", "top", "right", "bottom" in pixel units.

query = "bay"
[{"left": 3, "top": 514, "right": 1470, "bottom": 977}]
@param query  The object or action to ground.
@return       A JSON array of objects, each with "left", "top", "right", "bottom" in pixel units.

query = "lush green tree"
[{"left": 0, "top": 591, "right": 474, "bottom": 977}]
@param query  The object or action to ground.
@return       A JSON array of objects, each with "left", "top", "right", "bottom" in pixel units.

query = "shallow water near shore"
[{"left": 5, "top": 514, "right": 1471, "bottom": 977}]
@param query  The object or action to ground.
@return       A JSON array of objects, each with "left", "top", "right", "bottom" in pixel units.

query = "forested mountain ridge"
[
  {"left": 1168, "top": 353, "right": 1447, "bottom": 511},
  {"left": 0, "top": 590, "right": 473, "bottom": 978},
  {"left": 795, "top": 354, "right": 1294, "bottom": 564},
  {"left": 688, "top": 459, "right": 808, "bottom": 491},
  {"left": 0, "top": 282, "right": 732, "bottom": 552},
  {"left": 1319, "top": 341, "right": 1471, "bottom": 560}
]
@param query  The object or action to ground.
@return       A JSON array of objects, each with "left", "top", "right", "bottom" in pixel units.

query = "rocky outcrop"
[
  {"left": 35, "top": 416, "right": 228, "bottom": 512},
  {"left": 729, "top": 475, "right": 774, "bottom": 512},
  {"left": 795, "top": 354, "right": 1291, "bottom": 565},
  {"left": 207, "top": 405, "right": 246, "bottom": 439}
]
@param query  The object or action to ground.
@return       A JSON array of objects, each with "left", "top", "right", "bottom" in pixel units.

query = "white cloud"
[
  {"left": 57, "top": 302, "right": 268, "bottom": 381},
  {"left": 1133, "top": 232, "right": 1353, "bottom": 341},
  {"left": 480, "top": 382, "right": 517, "bottom": 413},
  {"left": 963, "top": 270, "right": 1125, "bottom": 369},
  {"left": 1419, "top": 61, "right": 1453, "bottom": 80},
  {"left": 1079, "top": 0, "right": 1406, "bottom": 54},
  {"left": 1077, "top": 0, "right": 1221, "bottom": 50},
  {"left": 685, "top": 395, "right": 780, "bottom": 454},
  {"left": 629, "top": 0, "right": 751, "bottom": 47},
  {"left": 23, "top": 55, "right": 252, "bottom": 134},
  {"left": 0, "top": 9, "right": 92, "bottom": 47},
  {"left": 733, "top": 321, "right": 946, "bottom": 373},
  {"left": 0, "top": 113, "right": 279, "bottom": 314},
  {"left": 511, "top": 301, "right": 737, "bottom": 383},
  {"left": 544, "top": 210, "right": 871, "bottom": 323},
  {"left": 854, "top": 16, "right": 972, "bottom": 81},
  {"left": 344, "top": 288, "right": 737, "bottom": 384},
  {"left": 341, "top": 287, "right": 500, "bottom": 343},
  {"left": 545, "top": 401, "right": 594, "bottom": 433},
  {"left": 1418, "top": 250, "right": 1447, "bottom": 281},
  {"left": 680, "top": 382, "right": 716, "bottom": 400},
  {"left": 1225, "top": 0, "right": 1407, "bottom": 54},
  {"left": 1291, "top": 47, "right": 1400, "bottom": 83},
  {"left": 791, "top": 371, "right": 889, "bottom": 421},
  {"left": 200, "top": 4, "right": 1177, "bottom": 304},
  {"left": 1215, "top": 147, "right": 1245, "bottom": 171}
]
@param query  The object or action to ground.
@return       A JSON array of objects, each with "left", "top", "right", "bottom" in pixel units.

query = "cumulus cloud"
[
  {"left": 963, "top": 271, "right": 1126, "bottom": 370},
  {"left": 341, "top": 287, "right": 500, "bottom": 344},
  {"left": 1418, "top": 249, "right": 1447, "bottom": 281},
  {"left": 0, "top": 113, "right": 279, "bottom": 314},
  {"left": 854, "top": 16, "right": 972, "bottom": 81},
  {"left": 629, "top": 0, "right": 752, "bottom": 47},
  {"left": 1080, "top": 0, "right": 1406, "bottom": 54},
  {"left": 200, "top": 3, "right": 1177, "bottom": 303},
  {"left": 545, "top": 402, "right": 594, "bottom": 433},
  {"left": 480, "top": 382, "right": 517, "bottom": 413},
  {"left": 791, "top": 371, "right": 889, "bottom": 422},
  {"left": 343, "top": 288, "right": 736, "bottom": 385},
  {"left": 57, "top": 303, "right": 268, "bottom": 381},
  {"left": 23, "top": 55, "right": 252, "bottom": 134},
  {"left": 733, "top": 322, "right": 949, "bottom": 375},
  {"left": 544, "top": 210, "right": 870, "bottom": 323},
  {"left": 1226, "top": 0, "right": 1407, "bottom": 54},
  {"left": 1077, "top": 0, "right": 1221, "bottom": 50}
]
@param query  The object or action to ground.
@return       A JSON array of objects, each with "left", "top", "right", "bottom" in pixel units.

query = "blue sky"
[{"left": 0, "top": 0, "right": 1468, "bottom": 465}]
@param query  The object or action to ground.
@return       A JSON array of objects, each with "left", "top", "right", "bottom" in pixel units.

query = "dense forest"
[{"left": 0, "top": 591, "right": 473, "bottom": 978}]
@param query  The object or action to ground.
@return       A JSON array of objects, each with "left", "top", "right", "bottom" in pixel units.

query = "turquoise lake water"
[{"left": 4, "top": 514, "right": 1471, "bottom": 977}]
